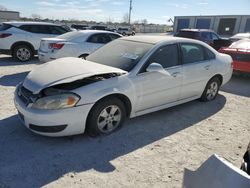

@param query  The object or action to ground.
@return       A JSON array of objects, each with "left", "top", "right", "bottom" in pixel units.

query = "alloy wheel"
[{"left": 97, "top": 105, "right": 122, "bottom": 133}]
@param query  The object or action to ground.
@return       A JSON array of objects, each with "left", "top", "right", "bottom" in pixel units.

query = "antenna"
[{"left": 128, "top": 0, "right": 132, "bottom": 25}]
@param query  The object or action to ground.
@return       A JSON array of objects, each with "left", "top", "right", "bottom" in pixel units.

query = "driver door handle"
[
  {"left": 171, "top": 72, "right": 180, "bottom": 77},
  {"left": 204, "top": 65, "right": 211, "bottom": 70}
]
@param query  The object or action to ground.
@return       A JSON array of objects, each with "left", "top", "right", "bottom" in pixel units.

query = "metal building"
[
  {"left": 0, "top": 10, "right": 20, "bottom": 22},
  {"left": 174, "top": 15, "right": 250, "bottom": 36}
]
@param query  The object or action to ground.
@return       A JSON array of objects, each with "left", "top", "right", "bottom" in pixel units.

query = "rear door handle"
[
  {"left": 171, "top": 72, "right": 180, "bottom": 77},
  {"left": 204, "top": 65, "right": 211, "bottom": 70}
]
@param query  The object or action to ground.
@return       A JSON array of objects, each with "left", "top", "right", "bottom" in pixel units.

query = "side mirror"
[{"left": 146, "top": 63, "right": 171, "bottom": 76}]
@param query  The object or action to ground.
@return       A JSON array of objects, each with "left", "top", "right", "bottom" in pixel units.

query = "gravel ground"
[{"left": 0, "top": 55, "right": 249, "bottom": 188}]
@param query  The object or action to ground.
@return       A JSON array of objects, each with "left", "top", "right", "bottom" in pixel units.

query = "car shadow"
[
  {"left": 0, "top": 95, "right": 226, "bottom": 188},
  {"left": 0, "top": 71, "right": 29, "bottom": 87},
  {"left": 0, "top": 56, "right": 39, "bottom": 67},
  {"left": 221, "top": 75, "right": 250, "bottom": 97}
]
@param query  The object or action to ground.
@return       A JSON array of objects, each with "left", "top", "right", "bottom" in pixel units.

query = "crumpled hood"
[{"left": 23, "top": 57, "right": 127, "bottom": 94}]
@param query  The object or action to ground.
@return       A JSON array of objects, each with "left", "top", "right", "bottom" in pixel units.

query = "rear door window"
[
  {"left": 181, "top": 43, "right": 206, "bottom": 64},
  {"left": 48, "top": 26, "right": 68, "bottom": 35},
  {"left": 87, "top": 34, "right": 112, "bottom": 44},
  {"left": 19, "top": 25, "right": 49, "bottom": 34},
  {"left": 109, "top": 33, "right": 121, "bottom": 40}
]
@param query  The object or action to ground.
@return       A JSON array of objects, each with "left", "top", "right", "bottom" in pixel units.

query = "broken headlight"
[{"left": 31, "top": 93, "right": 80, "bottom": 110}]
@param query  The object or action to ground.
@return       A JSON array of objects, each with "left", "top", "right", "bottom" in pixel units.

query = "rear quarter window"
[
  {"left": 204, "top": 47, "right": 216, "bottom": 60},
  {"left": 0, "top": 24, "right": 12, "bottom": 31}
]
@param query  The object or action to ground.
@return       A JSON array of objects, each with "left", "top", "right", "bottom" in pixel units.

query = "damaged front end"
[{"left": 17, "top": 73, "right": 122, "bottom": 110}]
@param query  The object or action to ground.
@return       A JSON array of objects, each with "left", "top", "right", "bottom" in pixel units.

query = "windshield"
[{"left": 86, "top": 39, "right": 153, "bottom": 71}]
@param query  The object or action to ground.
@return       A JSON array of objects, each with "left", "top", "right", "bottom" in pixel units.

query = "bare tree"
[
  {"left": 0, "top": 5, "right": 8, "bottom": 11},
  {"left": 31, "top": 14, "right": 42, "bottom": 20},
  {"left": 122, "top": 13, "right": 129, "bottom": 24},
  {"left": 141, "top": 19, "right": 148, "bottom": 25}
]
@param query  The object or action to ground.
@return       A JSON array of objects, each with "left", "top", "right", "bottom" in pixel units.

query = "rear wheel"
[
  {"left": 201, "top": 77, "right": 221, "bottom": 102},
  {"left": 13, "top": 45, "right": 34, "bottom": 62},
  {"left": 86, "top": 97, "right": 126, "bottom": 136}
]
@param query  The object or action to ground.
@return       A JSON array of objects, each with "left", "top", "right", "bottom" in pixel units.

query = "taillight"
[
  {"left": 0, "top": 33, "right": 12, "bottom": 38},
  {"left": 49, "top": 43, "right": 64, "bottom": 50}
]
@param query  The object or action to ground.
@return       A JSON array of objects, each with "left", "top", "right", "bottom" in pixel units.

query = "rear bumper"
[
  {"left": 38, "top": 50, "right": 56, "bottom": 63},
  {"left": 233, "top": 61, "right": 250, "bottom": 73}
]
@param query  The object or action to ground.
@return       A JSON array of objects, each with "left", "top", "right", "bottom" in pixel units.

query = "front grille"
[{"left": 18, "top": 85, "right": 36, "bottom": 106}]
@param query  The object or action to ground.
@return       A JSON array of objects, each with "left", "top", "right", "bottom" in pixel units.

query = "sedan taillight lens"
[
  {"left": 49, "top": 43, "right": 64, "bottom": 50},
  {"left": 0, "top": 33, "right": 12, "bottom": 38}
]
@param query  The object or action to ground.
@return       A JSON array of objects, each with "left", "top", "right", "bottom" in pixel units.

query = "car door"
[
  {"left": 85, "top": 33, "right": 112, "bottom": 53},
  {"left": 132, "top": 44, "right": 183, "bottom": 112},
  {"left": 180, "top": 43, "right": 216, "bottom": 99}
]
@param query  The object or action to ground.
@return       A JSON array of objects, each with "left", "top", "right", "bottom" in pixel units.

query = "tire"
[
  {"left": 79, "top": 54, "right": 89, "bottom": 60},
  {"left": 13, "top": 45, "right": 34, "bottom": 62},
  {"left": 132, "top": 32, "right": 135, "bottom": 36},
  {"left": 86, "top": 97, "right": 126, "bottom": 136},
  {"left": 200, "top": 77, "right": 221, "bottom": 102},
  {"left": 122, "top": 32, "right": 126, "bottom": 36}
]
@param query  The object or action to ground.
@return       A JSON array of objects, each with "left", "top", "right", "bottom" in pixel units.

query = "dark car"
[
  {"left": 71, "top": 24, "right": 89, "bottom": 30},
  {"left": 175, "top": 29, "right": 232, "bottom": 50},
  {"left": 90, "top": 25, "right": 107, "bottom": 30}
]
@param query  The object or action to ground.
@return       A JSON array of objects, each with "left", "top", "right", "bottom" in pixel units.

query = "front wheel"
[
  {"left": 200, "top": 77, "right": 221, "bottom": 102},
  {"left": 86, "top": 97, "right": 126, "bottom": 136}
]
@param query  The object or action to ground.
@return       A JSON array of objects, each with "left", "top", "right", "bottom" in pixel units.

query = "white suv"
[
  {"left": 0, "top": 22, "right": 70, "bottom": 61},
  {"left": 117, "top": 28, "right": 135, "bottom": 36}
]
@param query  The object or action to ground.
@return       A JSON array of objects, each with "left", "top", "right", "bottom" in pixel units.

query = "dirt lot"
[{"left": 0, "top": 55, "right": 249, "bottom": 188}]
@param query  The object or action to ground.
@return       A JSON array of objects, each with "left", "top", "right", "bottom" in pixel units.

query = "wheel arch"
[
  {"left": 210, "top": 74, "right": 223, "bottom": 85},
  {"left": 11, "top": 41, "right": 35, "bottom": 55},
  {"left": 79, "top": 53, "right": 89, "bottom": 59},
  {"left": 88, "top": 93, "right": 132, "bottom": 118}
]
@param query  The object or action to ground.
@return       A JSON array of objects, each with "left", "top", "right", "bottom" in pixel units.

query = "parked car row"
[
  {"left": 70, "top": 24, "right": 135, "bottom": 36},
  {"left": 38, "top": 30, "right": 122, "bottom": 62},
  {"left": 0, "top": 22, "right": 70, "bottom": 61},
  {"left": 0, "top": 21, "right": 135, "bottom": 62}
]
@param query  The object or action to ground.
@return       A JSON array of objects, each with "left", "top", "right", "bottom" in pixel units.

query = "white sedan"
[
  {"left": 38, "top": 30, "right": 122, "bottom": 62},
  {"left": 14, "top": 36, "right": 233, "bottom": 137}
]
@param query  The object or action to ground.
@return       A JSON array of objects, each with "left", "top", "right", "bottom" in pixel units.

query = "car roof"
[
  {"left": 119, "top": 35, "right": 207, "bottom": 45},
  {"left": 3, "top": 21, "right": 58, "bottom": 27},
  {"left": 230, "top": 33, "right": 250, "bottom": 38},
  {"left": 180, "top": 29, "right": 215, "bottom": 32},
  {"left": 77, "top": 30, "right": 120, "bottom": 35},
  {"left": 230, "top": 39, "right": 250, "bottom": 49}
]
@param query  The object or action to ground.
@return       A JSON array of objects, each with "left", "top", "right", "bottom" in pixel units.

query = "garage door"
[{"left": 218, "top": 18, "right": 236, "bottom": 36}]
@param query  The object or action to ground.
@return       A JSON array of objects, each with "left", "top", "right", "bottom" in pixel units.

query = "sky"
[{"left": 1, "top": 0, "right": 250, "bottom": 24}]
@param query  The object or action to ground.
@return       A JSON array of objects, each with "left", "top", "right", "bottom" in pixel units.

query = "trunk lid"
[{"left": 39, "top": 38, "right": 66, "bottom": 52}]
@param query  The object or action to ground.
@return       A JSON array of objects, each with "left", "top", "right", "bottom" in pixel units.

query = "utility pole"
[{"left": 128, "top": 0, "right": 132, "bottom": 25}]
